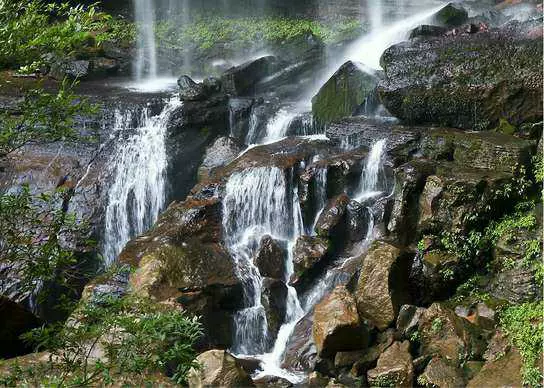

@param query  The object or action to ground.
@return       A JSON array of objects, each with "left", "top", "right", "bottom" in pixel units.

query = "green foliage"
[
  {"left": 156, "top": 16, "right": 363, "bottom": 54},
  {"left": 0, "top": 79, "right": 97, "bottom": 157},
  {"left": 0, "top": 0, "right": 134, "bottom": 70},
  {"left": 0, "top": 296, "right": 201, "bottom": 386},
  {"left": 499, "top": 301, "right": 544, "bottom": 387},
  {"left": 431, "top": 317, "right": 443, "bottom": 334}
]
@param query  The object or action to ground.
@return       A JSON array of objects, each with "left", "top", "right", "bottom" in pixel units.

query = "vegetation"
[
  {"left": 499, "top": 301, "right": 543, "bottom": 387},
  {"left": 0, "top": 0, "right": 134, "bottom": 71},
  {"left": 0, "top": 295, "right": 202, "bottom": 386},
  {"left": 156, "top": 16, "right": 364, "bottom": 53}
]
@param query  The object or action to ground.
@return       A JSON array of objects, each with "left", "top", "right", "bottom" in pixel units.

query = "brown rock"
[
  {"left": 467, "top": 347, "right": 523, "bottom": 388},
  {"left": 355, "top": 241, "right": 410, "bottom": 330},
  {"left": 417, "top": 357, "right": 465, "bottom": 388},
  {"left": 367, "top": 341, "right": 414, "bottom": 387},
  {"left": 313, "top": 285, "right": 368, "bottom": 358},
  {"left": 290, "top": 236, "right": 329, "bottom": 285},
  {"left": 254, "top": 236, "right": 288, "bottom": 280},
  {"left": 315, "top": 194, "right": 350, "bottom": 238},
  {"left": 187, "top": 350, "right": 254, "bottom": 388}
]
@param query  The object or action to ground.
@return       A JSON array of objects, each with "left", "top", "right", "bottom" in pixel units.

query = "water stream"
[{"left": 134, "top": 0, "right": 158, "bottom": 80}]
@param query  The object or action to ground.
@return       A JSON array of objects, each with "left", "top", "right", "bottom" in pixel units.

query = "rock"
[
  {"left": 367, "top": 341, "right": 414, "bottom": 387},
  {"left": 387, "top": 160, "right": 436, "bottom": 245},
  {"left": 120, "top": 199, "right": 243, "bottom": 350},
  {"left": 334, "top": 349, "right": 366, "bottom": 370},
  {"left": 378, "top": 21, "right": 543, "bottom": 130},
  {"left": 313, "top": 285, "right": 368, "bottom": 358},
  {"left": 253, "top": 375, "right": 293, "bottom": 387},
  {"left": 282, "top": 314, "right": 318, "bottom": 371},
  {"left": 228, "top": 97, "right": 256, "bottom": 141},
  {"left": 489, "top": 266, "right": 541, "bottom": 304},
  {"left": 431, "top": 3, "right": 469, "bottom": 27},
  {"left": 351, "top": 330, "right": 396, "bottom": 376},
  {"left": 312, "top": 61, "right": 380, "bottom": 126},
  {"left": 417, "top": 357, "right": 465, "bottom": 388},
  {"left": 419, "top": 303, "right": 486, "bottom": 367},
  {"left": 90, "top": 57, "right": 119, "bottom": 76},
  {"left": 419, "top": 128, "right": 536, "bottom": 173},
  {"left": 308, "top": 371, "right": 330, "bottom": 386},
  {"left": 261, "top": 277, "right": 288, "bottom": 346},
  {"left": 346, "top": 200, "right": 371, "bottom": 242},
  {"left": 290, "top": 236, "right": 329, "bottom": 286},
  {"left": 50, "top": 59, "right": 90, "bottom": 79},
  {"left": 198, "top": 136, "right": 244, "bottom": 181},
  {"left": 355, "top": 241, "right": 411, "bottom": 331},
  {"left": 396, "top": 304, "right": 425, "bottom": 339},
  {"left": 254, "top": 236, "right": 288, "bottom": 280},
  {"left": 467, "top": 347, "right": 523, "bottom": 388},
  {"left": 188, "top": 350, "right": 254, "bottom": 388},
  {"left": 409, "top": 250, "right": 460, "bottom": 304},
  {"left": 315, "top": 193, "right": 350, "bottom": 238},
  {"left": 178, "top": 75, "right": 206, "bottom": 101},
  {"left": 454, "top": 302, "right": 496, "bottom": 331},
  {"left": 0, "top": 296, "right": 41, "bottom": 358},
  {"left": 222, "top": 56, "right": 281, "bottom": 96},
  {"left": 409, "top": 25, "right": 448, "bottom": 40}
]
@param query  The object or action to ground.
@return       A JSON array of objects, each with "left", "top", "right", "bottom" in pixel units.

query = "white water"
[
  {"left": 354, "top": 139, "right": 387, "bottom": 201},
  {"left": 223, "top": 167, "right": 304, "bottom": 355},
  {"left": 260, "top": 109, "right": 298, "bottom": 145},
  {"left": 134, "top": 0, "right": 158, "bottom": 80},
  {"left": 311, "top": 166, "right": 328, "bottom": 235},
  {"left": 102, "top": 99, "right": 181, "bottom": 265}
]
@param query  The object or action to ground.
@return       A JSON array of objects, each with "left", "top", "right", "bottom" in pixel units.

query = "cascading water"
[
  {"left": 102, "top": 99, "right": 181, "bottom": 265},
  {"left": 354, "top": 138, "right": 387, "bottom": 201},
  {"left": 260, "top": 109, "right": 298, "bottom": 144},
  {"left": 133, "top": 0, "right": 158, "bottom": 80},
  {"left": 223, "top": 167, "right": 304, "bottom": 355},
  {"left": 310, "top": 166, "right": 328, "bottom": 235}
]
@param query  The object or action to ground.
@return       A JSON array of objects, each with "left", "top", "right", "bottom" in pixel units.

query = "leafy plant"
[
  {"left": 0, "top": 296, "right": 202, "bottom": 386},
  {"left": 499, "top": 301, "right": 543, "bottom": 387}
]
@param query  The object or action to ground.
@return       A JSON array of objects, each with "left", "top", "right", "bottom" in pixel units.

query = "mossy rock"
[{"left": 312, "top": 60, "right": 379, "bottom": 127}]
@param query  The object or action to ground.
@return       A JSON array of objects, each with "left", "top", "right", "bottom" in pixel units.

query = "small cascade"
[
  {"left": 261, "top": 109, "right": 298, "bottom": 144},
  {"left": 223, "top": 167, "right": 303, "bottom": 355},
  {"left": 102, "top": 99, "right": 181, "bottom": 265},
  {"left": 310, "top": 166, "right": 328, "bottom": 235},
  {"left": 133, "top": 0, "right": 158, "bottom": 80},
  {"left": 245, "top": 106, "right": 260, "bottom": 145},
  {"left": 354, "top": 139, "right": 387, "bottom": 201}
]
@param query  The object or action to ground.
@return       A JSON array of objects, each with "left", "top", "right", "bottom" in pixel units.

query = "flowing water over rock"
[{"left": 102, "top": 99, "right": 181, "bottom": 265}]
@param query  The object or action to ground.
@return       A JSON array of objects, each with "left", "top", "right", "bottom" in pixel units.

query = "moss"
[
  {"left": 499, "top": 301, "right": 544, "bottom": 387},
  {"left": 495, "top": 118, "right": 516, "bottom": 135}
]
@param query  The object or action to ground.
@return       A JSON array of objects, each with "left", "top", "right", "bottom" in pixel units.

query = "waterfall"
[
  {"left": 261, "top": 109, "right": 298, "bottom": 144},
  {"left": 369, "top": 0, "right": 384, "bottom": 33},
  {"left": 310, "top": 166, "right": 328, "bottom": 235},
  {"left": 223, "top": 167, "right": 304, "bottom": 355},
  {"left": 354, "top": 139, "right": 387, "bottom": 201},
  {"left": 134, "top": 0, "right": 158, "bottom": 80},
  {"left": 102, "top": 99, "right": 181, "bottom": 265}
]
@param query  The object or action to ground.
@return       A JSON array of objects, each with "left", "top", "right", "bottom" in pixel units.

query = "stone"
[
  {"left": 178, "top": 75, "right": 206, "bottom": 101},
  {"left": 396, "top": 304, "right": 425, "bottom": 339},
  {"left": 198, "top": 136, "right": 245, "bottom": 182},
  {"left": 313, "top": 285, "right": 368, "bottom": 358},
  {"left": 315, "top": 193, "right": 350, "bottom": 239},
  {"left": 367, "top": 341, "right": 414, "bottom": 387},
  {"left": 90, "top": 57, "right": 119, "bottom": 76},
  {"left": 431, "top": 3, "right": 469, "bottom": 27},
  {"left": 419, "top": 303, "right": 486, "bottom": 367},
  {"left": 290, "top": 236, "right": 329, "bottom": 286},
  {"left": 409, "top": 25, "right": 448, "bottom": 40},
  {"left": 312, "top": 61, "right": 380, "bottom": 126},
  {"left": 261, "top": 277, "right": 288, "bottom": 347},
  {"left": 454, "top": 302, "right": 496, "bottom": 331},
  {"left": 222, "top": 56, "right": 281, "bottom": 96},
  {"left": 253, "top": 375, "right": 292, "bottom": 387},
  {"left": 355, "top": 241, "right": 411, "bottom": 331},
  {"left": 346, "top": 200, "right": 370, "bottom": 242},
  {"left": 378, "top": 21, "right": 543, "bottom": 130},
  {"left": 0, "top": 296, "right": 41, "bottom": 358},
  {"left": 417, "top": 357, "right": 465, "bottom": 388},
  {"left": 467, "top": 347, "right": 523, "bottom": 388},
  {"left": 187, "top": 350, "right": 254, "bottom": 388},
  {"left": 255, "top": 236, "right": 288, "bottom": 280},
  {"left": 351, "top": 330, "right": 396, "bottom": 376},
  {"left": 50, "top": 59, "right": 90, "bottom": 79},
  {"left": 282, "top": 314, "right": 318, "bottom": 372}
]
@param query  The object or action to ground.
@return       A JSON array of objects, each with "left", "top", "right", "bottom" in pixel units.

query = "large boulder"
[
  {"left": 315, "top": 193, "right": 350, "bottom": 239},
  {"left": 119, "top": 198, "right": 243, "bottom": 350},
  {"left": 378, "top": 21, "right": 543, "bottom": 130},
  {"left": 282, "top": 314, "right": 318, "bottom": 372},
  {"left": 222, "top": 56, "right": 281, "bottom": 96},
  {"left": 430, "top": 3, "right": 469, "bottom": 27},
  {"left": 188, "top": 350, "right": 254, "bottom": 388},
  {"left": 419, "top": 303, "right": 486, "bottom": 367},
  {"left": 260, "top": 277, "right": 288, "bottom": 346},
  {"left": 254, "top": 236, "right": 288, "bottom": 281},
  {"left": 418, "top": 357, "right": 465, "bottom": 388},
  {"left": 367, "top": 341, "right": 414, "bottom": 387},
  {"left": 355, "top": 241, "right": 411, "bottom": 331},
  {"left": 313, "top": 285, "right": 368, "bottom": 358},
  {"left": 312, "top": 61, "right": 380, "bottom": 126},
  {"left": 290, "top": 236, "right": 329, "bottom": 287}
]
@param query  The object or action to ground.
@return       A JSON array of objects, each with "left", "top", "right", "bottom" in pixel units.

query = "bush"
[
  {"left": 0, "top": 296, "right": 202, "bottom": 386},
  {"left": 0, "top": 0, "right": 134, "bottom": 70}
]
